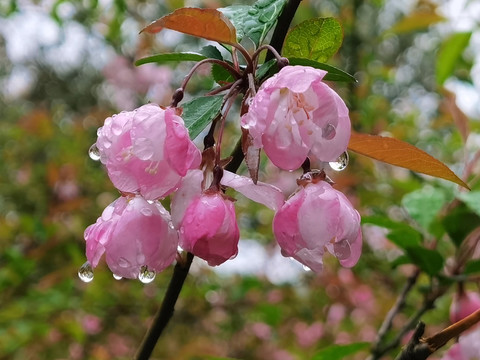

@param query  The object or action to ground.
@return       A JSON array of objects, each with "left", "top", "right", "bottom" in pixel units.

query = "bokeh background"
[{"left": 1, "top": 0, "right": 480, "bottom": 359}]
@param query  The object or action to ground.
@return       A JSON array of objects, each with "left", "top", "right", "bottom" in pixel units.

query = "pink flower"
[
  {"left": 84, "top": 195, "right": 177, "bottom": 279},
  {"left": 273, "top": 179, "right": 362, "bottom": 272},
  {"left": 241, "top": 65, "right": 351, "bottom": 170},
  {"left": 450, "top": 291, "right": 480, "bottom": 324},
  {"left": 95, "top": 104, "right": 201, "bottom": 199},
  {"left": 171, "top": 170, "right": 239, "bottom": 266}
]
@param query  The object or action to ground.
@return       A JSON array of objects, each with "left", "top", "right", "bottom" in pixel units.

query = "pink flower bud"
[
  {"left": 178, "top": 192, "right": 239, "bottom": 266},
  {"left": 95, "top": 104, "right": 201, "bottom": 199},
  {"left": 273, "top": 181, "right": 362, "bottom": 272},
  {"left": 171, "top": 170, "right": 239, "bottom": 266},
  {"left": 84, "top": 195, "right": 178, "bottom": 278},
  {"left": 450, "top": 291, "right": 480, "bottom": 324},
  {"left": 241, "top": 65, "right": 351, "bottom": 170}
]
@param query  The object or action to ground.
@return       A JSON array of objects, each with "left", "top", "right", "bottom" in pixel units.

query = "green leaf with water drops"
[
  {"left": 283, "top": 17, "right": 343, "bottom": 63},
  {"left": 312, "top": 342, "right": 369, "bottom": 360},
  {"left": 219, "top": 0, "right": 288, "bottom": 46},
  {"left": 287, "top": 58, "right": 356, "bottom": 82},
  {"left": 135, "top": 52, "right": 207, "bottom": 66},
  {"left": 182, "top": 95, "right": 224, "bottom": 140}
]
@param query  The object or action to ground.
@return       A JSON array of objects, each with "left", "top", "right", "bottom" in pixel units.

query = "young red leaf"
[
  {"left": 141, "top": 8, "right": 237, "bottom": 45},
  {"left": 348, "top": 132, "right": 469, "bottom": 189}
]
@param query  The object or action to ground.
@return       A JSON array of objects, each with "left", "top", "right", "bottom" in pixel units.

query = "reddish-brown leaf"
[
  {"left": 141, "top": 8, "right": 237, "bottom": 45},
  {"left": 348, "top": 132, "right": 469, "bottom": 189},
  {"left": 442, "top": 88, "right": 470, "bottom": 143}
]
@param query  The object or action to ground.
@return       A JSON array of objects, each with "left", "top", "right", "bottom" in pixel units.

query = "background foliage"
[{"left": 1, "top": 0, "right": 479, "bottom": 359}]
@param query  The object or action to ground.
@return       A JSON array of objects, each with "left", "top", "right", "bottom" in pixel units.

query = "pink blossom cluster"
[{"left": 81, "top": 65, "right": 362, "bottom": 282}]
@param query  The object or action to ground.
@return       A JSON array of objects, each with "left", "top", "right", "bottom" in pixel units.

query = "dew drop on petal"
[
  {"left": 140, "top": 207, "right": 153, "bottom": 216},
  {"left": 118, "top": 257, "right": 131, "bottom": 268},
  {"left": 333, "top": 239, "right": 351, "bottom": 260},
  {"left": 138, "top": 266, "right": 156, "bottom": 284},
  {"left": 88, "top": 144, "right": 101, "bottom": 161},
  {"left": 113, "top": 274, "right": 123, "bottom": 280},
  {"left": 302, "top": 265, "right": 312, "bottom": 272},
  {"left": 111, "top": 121, "right": 123, "bottom": 136},
  {"left": 78, "top": 261, "right": 94, "bottom": 283},
  {"left": 329, "top": 151, "right": 349, "bottom": 171},
  {"left": 322, "top": 123, "right": 336, "bottom": 140}
]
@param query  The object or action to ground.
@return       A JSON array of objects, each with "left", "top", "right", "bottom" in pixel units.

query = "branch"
[
  {"left": 265, "top": 0, "right": 302, "bottom": 62},
  {"left": 395, "top": 308, "right": 480, "bottom": 360}
]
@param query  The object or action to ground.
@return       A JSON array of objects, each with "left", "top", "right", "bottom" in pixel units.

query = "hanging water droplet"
[
  {"left": 88, "top": 144, "right": 101, "bottom": 161},
  {"left": 140, "top": 207, "right": 153, "bottom": 216},
  {"left": 302, "top": 265, "right": 312, "bottom": 272},
  {"left": 138, "top": 266, "right": 156, "bottom": 284},
  {"left": 322, "top": 123, "right": 336, "bottom": 140},
  {"left": 329, "top": 151, "right": 349, "bottom": 171},
  {"left": 78, "top": 261, "right": 94, "bottom": 283},
  {"left": 113, "top": 274, "right": 123, "bottom": 280}
]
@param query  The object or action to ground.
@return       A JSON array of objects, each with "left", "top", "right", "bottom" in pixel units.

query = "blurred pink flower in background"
[
  {"left": 84, "top": 195, "right": 177, "bottom": 278},
  {"left": 273, "top": 180, "right": 362, "bottom": 272},
  {"left": 441, "top": 326, "right": 480, "bottom": 360},
  {"left": 241, "top": 65, "right": 351, "bottom": 170},
  {"left": 450, "top": 291, "right": 480, "bottom": 324},
  {"left": 103, "top": 55, "right": 172, "bottom": 110},
  {"left": 95, "top": 104, "right": 201, "bottom": 199},
  {"left": 293, "top": 321, "right": 324, "bottom": 348}
]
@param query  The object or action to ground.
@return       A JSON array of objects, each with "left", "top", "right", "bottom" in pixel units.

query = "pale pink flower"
[
  {"left": 441, "top": 326, "right": 480, "bottom": 360},
  {"left": 273, "top": 180, "right": 362, "bottom": 272},
  {"left": 241, "top": 65, "right": 351, "bottom": 170},
  {"left": 84, "top": 195, "right": 177, "bottom": 278},
  {"left": 450, "top": 291, "right": 480, "bottom": 324},
  {"left": 95, "top": 104, "right": 201, "bottom": 199}
]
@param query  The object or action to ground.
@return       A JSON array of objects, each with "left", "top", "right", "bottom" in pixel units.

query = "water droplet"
[
  {"left": 118, "top": 257, "right": 131, "bottom": 268},
  {"left": 302, "top": 265, "right": 312, "bottom": 272},
  {"left": 88, "top": 144, "right": 101, "bottom": 161},
  {"left": 322, "top": 123, "right": 336, "bottom": 140},
  {"left": 329, "top": 151, "right": 349, "bottom": 171},
  {"left": 113, "top": 274, "right": 123, "bottom": 280},
  {"left": 138, "top": 266, "right": 156, "bottom": 284},
  {"left": 111, "top": 121, "right": 123, "bottom": 136},
  {"left": 248, "top": 8, "right": 258, "bottom": 15},
  {"left": 333, "top": 239, "right": 351, "bottom": 260},
  {"left": 78, "top": 261, "right": 94, "bottom": 282},
  {"left": 140, "top": 207, "right": 153, "bottom": 216}
]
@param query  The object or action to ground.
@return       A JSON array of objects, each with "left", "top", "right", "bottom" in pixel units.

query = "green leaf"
[
  {"left": 457, "top": 191, "right": 480, "bottom": 217},
  {"left": 200, "top": 45, "right": 223, "bottom": 60},
  {"left": 220, "top": 0, "right": 288, "bottom": 46},
  {"left": 288, "top": 58, "right": 356, "bottom": 82},
  {"left": 135, "top": 52, "right": 206, "bottom": 66},
  {"left": 182, "top": 95, "right": 224, "bottom": 140},
  {"left": 436, "top": 32, "right": 472, "bottom": 85},
  {"left": 212, "top": 64, "right": 235, "bottom": 85},
  {"left": 283, "top": 18, "right": 343, "bottom": 63},
  {"left": 362, "top": 215, "right": 410, "bottom": 230},
  {"left": 404, "top": 247, "right": 444, "bottom": 276},
  {"left": 402, "top": 187, "right": 448, "bottom": 232},
  {"left": 387, "top": 229, "right": 423, "bottom": 249},
  {"left": 391, "top": 254, "right": 411, "bottom": 269},
  {"left": 464, "top": 259, "right": 480, "bottom": 274},
  {"left": 312, "top": 342, "right": 369, "bottom": 360},
  {"left": 442, "top": 204, "right": 480, "bottom": 247},
  {"left": 256, "top": 58, "right": 278, "bottom": 80}
]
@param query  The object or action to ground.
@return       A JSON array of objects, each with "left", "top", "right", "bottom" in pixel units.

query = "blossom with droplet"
[
  {"left": 84, "top": 195, "right": 177, "bottom": 279},
  {"left": 273, "top": 179, "right": 362, "bottom": 272},
  {"left": 450, "top": 291, "right": 480, "bottom": 324},
  {"left": 171, "top": 170, "right": 239, "bottom": 266},
  {"left": 95, "top": 104, "right": 201, "bottom": 199},
  {"left": 241, "top": 65, "right": 351, "bottom": 170}
]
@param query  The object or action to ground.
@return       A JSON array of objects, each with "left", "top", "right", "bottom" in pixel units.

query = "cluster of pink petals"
[
  {"left": 84, "top": 195, "right": 177, "bottom": 279},
  {"left": 273, "top": 179, "right": 362, "bottom": 272},
  {"left": 441, "top": 326, "right": 480, "bottom": 360},
  {"left": 95, "top": 104, "right": 201, "bottom": 200},
  {"left": 241, "top": 65, "right": 351, "bottom": 170}
]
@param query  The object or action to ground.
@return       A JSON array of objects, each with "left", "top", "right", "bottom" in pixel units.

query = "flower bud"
[
  {"left": 450, "top": 291, "right": 480, "bottom": 324},
  {"left": 84, "top": 195, "right": 178, "bottom": 278},
  {"left": 95, "top": 104, "right": 201, "bottom": 199},
  {"left": 273, "top": 180, "right": 362, "bottom": 272},
  {"left": 241, "top": 65, "right": 351, "bottom": 170}
]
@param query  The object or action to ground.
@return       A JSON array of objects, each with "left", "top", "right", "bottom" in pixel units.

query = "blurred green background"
[{"left": 1, "top": 0, "right": 480, "bottom": 359}]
